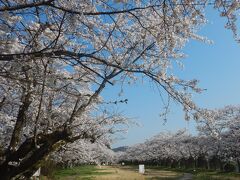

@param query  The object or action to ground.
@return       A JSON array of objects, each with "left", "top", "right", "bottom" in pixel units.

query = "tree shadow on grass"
[{"left": 53, "top": 165, "right": 113, "bottom": 179}]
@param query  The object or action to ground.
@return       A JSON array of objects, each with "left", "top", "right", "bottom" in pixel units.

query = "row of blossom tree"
[
  {"left": 118, "top": 106, "right": 240, "bottom": 172},
  {"left": 0, "top": 0, "right": 239, "bottom": 179},
  {"left": 51, "top": 138, "right": 116, "bottom": 167}
]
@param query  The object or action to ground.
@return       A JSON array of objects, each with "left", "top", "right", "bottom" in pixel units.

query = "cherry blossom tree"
[
  {"left": 0, "top": 0, "right": 239, "bottom": 179},
  {"left": 118, "top": 112, "right": 240, "bottom": 172},
  {"left": 52, "top": 138, "right": 115, "bottom": 166},
  {"left": 196, "top": 106, "right": 240, "bottom": 171},
  {"left": 118, "top": 130, "right": 193, "bottom": 167}
]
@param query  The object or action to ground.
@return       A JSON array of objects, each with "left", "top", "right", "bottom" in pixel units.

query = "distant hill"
[{"left": 112, "top": 146, "right": 128, "bottom": 152}]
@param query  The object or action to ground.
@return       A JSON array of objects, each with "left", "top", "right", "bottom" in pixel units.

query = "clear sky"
[{"left": 101, "top": 8, "right": 240, "bottom": 148}]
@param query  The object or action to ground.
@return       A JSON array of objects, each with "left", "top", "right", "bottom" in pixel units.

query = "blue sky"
[{"left": 102, "top": 8, "right": 240, "bottom": 148}]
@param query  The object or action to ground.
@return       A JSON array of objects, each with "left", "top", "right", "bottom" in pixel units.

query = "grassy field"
[
  {"left": 142, "top": 166, "right": 240, "bottom": 180},
  {"left": 42, "top": 165, "right": 240, "bottom": 180},
  {"left": 52, "top": 165, "right": 113, "bottom": 179},
  {"left": 45, "top": 165, "right": 182, "bottom": 180},
  {"left": 193, "top": 171, "right": 240, "bottom": 180}
]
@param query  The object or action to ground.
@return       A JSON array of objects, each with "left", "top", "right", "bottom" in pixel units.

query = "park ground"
[{"left": 41, "top": 165, "right": 240, "bottom": 180}]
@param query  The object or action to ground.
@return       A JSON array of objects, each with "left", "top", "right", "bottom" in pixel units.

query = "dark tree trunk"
[
  {"left": 219, "top": 159, "right": 224, "bottom": 171},
  {"left": 206, "top": 159, "right": 210, "bottom": 170},
  {"left": 194, "top": 159, "right": 198, "bottom": 169},
  {"left": 236, "top": 159, "right": 240, "bottom": 173},
  {"left": 0, "top": 129, "right": 70, "bottom": 180},
  {"left": 8, "top": 92, "right": 31, "bottom": 152}
]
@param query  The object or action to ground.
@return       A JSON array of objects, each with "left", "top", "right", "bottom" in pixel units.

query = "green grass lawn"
[
  {"left": 49, "top": 165, "right": 183, "bottom": 179},
  {"left": 53, "top": 165, "right": 113, "bottom": 179},
  {"left": 43, "top": 165, "right": 240, "bottom": 180},
  {"left": 139, "top": 165, "right": 240, "bottom": 180},
  {"left": 193, "top": 171, "right": 240, "bottom": 180}
]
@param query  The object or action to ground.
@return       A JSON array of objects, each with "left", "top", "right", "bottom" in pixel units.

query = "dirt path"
[
  {"left": 92, "top": 166, "right": 145, "bottom": 180},
  {"left": 89, "top": 166, "right": 183, "bottom": 179},
  {"left": 177, "top": 173, "right": 193, "bottom": 180}
]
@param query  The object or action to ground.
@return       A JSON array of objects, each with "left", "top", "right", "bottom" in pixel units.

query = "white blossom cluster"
[
  {"left": 52, "top": 138, "right": 116, "bottom": 166},
  {"left": 118, "top": 106, "right": 240, "bottom": 171},
  {"left": 0, "top": 0, "right": 239, "bottom": 178}
]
